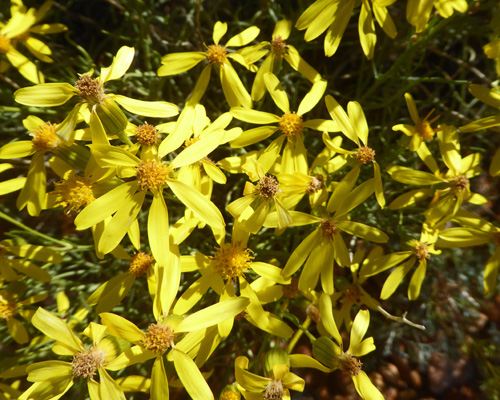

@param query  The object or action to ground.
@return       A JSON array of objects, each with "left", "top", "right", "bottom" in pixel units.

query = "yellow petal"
[
  {"left": 26, "top": 360, "right": 72, "bottom": 382},
  {"left": 158, "top": 52, "right": 206, "bottom": 76},
  {"left": 380, "top": 257, "right": 416, "bottom": 299},
  {"left": 213, "top": 21, "right": 228, "bottom": 45},
  {"left": 484, "top": 248, "right": 500, "bottom": 295},
  {"left": 175, "top": 297, "right": 250, "bottom": 332},
  {"left": 151, "top": 356, "right": 169, "bottom": 400},
  {"left": 408, "top": 259, "right": 427, "bottom": 300},
  {"left": 89, "top": 144, "right": 140, "bottom": 167},
  {"left": 319, "top": 292, "right": 342, "bottom": 345},
  {"left": 388, "top": 165, "right": 444, "bottom": 185},
  {"left": 220, "top": 61, "right": 252, "bottom": 108},
  {"left": 284, "top": 45, "right": 321, "bottom": 82},
  {"left": 226, "top": 26, "right": 260, "bottom": 47},
  {"left": 32, "top": 308, "right": 82, "bottom": 352},
  {"left": 100, "top": 46, "right": 134, "bottom": 82},
  {"left": 6, "top": 47, "right": 44, "bottom": 83},
  {"left": 250, "top": 262, "right": 290, "bottom": 284},
  {"left": 325, "top": 95, "right": 358, "bottom": 145},
  {"left": 468, "top": 84, "right": 500, "bottom": 108},
  {"left": 14, "top": 82, "right": 75, "bottom": 106},
  {"left": 99, "top": 313, "right": 144, "bottom": 345},
  {"left": 282, "top": 229, "right": 321, "bottom": 277},
  {"left": 360, "top": 251, "right": 410, "bottom": 278},
  {"left": 264, "top": 72, "right": 289, "bottom": 113},
  {"left": 302, "top": 0, "right": 337, "bottom": 40},
  {"left": 173, "top": 275, "right": 212, "bottom": 315},
  {"left": 87, "top": 273, "right": 135, "bottom": 314},
  {"left": 352, "top": 370, "right": 384, "bottom": 400},
  {"left": 148, "top": 191, "right": 170, "bottom": 265},
  {"left": 171, "top": 129, "right": 223, "bottom": 169},
  {"left": 289, "top": 354, "right": 333, "bottom": 372},
  {"left": 8, "top": 317, "right": 29, "bottom": 344},
  {"left": 297, "top": 78, "right": 327, "bottom": 116},
  {"left": 172, "top": 349, "right": 214, "bottom": 400},
  {"left": 230, "top": 107, "right": 280, "bottom": 124},
  {"left": 336, "top": 221, "right": 388, "bottom": 243},
  {"left": 0, "top": 140, "right": 35, "bottom": 159},
  {"left": 348, "top": 309, "right": 370, "bottom": 351},
  {"left": 273, "top": 19, "right": 292, "bottom": 40},
  {"left": 113, "top": 95, "right": 179, "bottom": 118},
  {"left": 347, "top": 101, "right": 369, "bottom": 145},
  {"left": 312, "top": 337, "right": 340, "bottom": 369},
  {"left": 323, "top": 0, "right": 355, "bottom": 57},
  {"left": 358, "top": 0, "right": 376, "bottom": 59},
  {"left": 98, "top": 368, "right": 126, "bottom": 400}
]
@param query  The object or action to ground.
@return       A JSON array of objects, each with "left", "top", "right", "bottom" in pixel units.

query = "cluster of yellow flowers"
[{"left": 1, "top": 0, "right": 500, "bottom": 399}]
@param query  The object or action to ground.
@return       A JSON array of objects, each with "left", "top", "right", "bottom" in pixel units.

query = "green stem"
[
  {"left": 287, "top": 317, "right": 312, "bottom": 354},
  {"left": 0, "top": 210, "right": 74, "bottom": 248}
]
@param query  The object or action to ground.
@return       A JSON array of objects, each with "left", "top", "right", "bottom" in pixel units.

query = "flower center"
[
  {"left": 206, "top": 44, "right": 227, "bottom": 65},
  {"left": 450, "top": 175, "right": 469, "bottom": 193},
  {"left": 258, "top": 175, "right": 280, "bottom": 199},
  {"left": 129, "top": 251, "right": 154, "bottom": 276},
  {"left": 141, "top": 323, "right": 175, "bottom": 354},
  {"left": 0, "top": 35, "right": 11, "bottom": 53},
  {"left": 53, "top": 171, "right": 95, "bottom": 214},
  {"left": 210, "top": 242, "right": 254, "bottom": 281},
  {"left": 0, "top": 299, "right": 16, "bottom": 320},
  {"left": 412, "top": 241, "right": 430, "bottom": 261},
  {"left": 306, "top": 175, "right": 325, "bottom": 194},
  {"left": 416, "top": 121, "right": 436, "bottom": 140},
  {"left": 31, "top": 122, "right": 61, "bottom": 150},
  {"left": 72, "top": 347, "right": 106, "bottom": 379},
  {"left": 271, "top": 36, "right": 287, "bottom": 55},
  {"left": 279, "top": 112, "right": 303, "bottom": 137},
  {"left": 355, "top": 146, "right": 376, "bottom": 165},
  {"left": 135, "top": 160, "right": 169, "bottom": 191},
  {"left": 135, "top": 122, "right": 160, "bottom": 146},
  {"left": 338, "top": 352, "right": 362, "bottom": 376},
  {"left": 75, "top": 74, "right": 106, "bottom": 104},
  {"left": 343, "top": 285, "right": 361, "bottom": 303},
  {"left": 320, "top": 219, "right": 338, "bottom": 239},
  {"left": 263, "top": 379, "right": 284, "bottom": 400},
  {"left": 220, "top": 385, "right": 241, "bottom": 400}
]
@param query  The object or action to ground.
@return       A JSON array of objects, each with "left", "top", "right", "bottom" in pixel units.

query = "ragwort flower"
[{"left": 158, "top": 21, "right": 261, "bottom": 108}]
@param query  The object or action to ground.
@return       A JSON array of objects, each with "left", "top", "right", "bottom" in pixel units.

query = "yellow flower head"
[
  {"left": 71, "top": 347, "right": 106, "bottom": 379},
  {"left": 135, "top": 160, "right": 170, "bottom": 191},
  {"left": 52, "top": 171, "right": 95, "bottom": 214},
  {"left": 31, "top": 122, "right": 61, "bottom": 150},
  {"left": 210, "top": 242, "right": 254, "bottom": 281},
  {"left": 141, "top": 323, "right": 175, "bottom": 354},
  {"left": 128, "top": 251, "right": 154, "bottom": 277}
]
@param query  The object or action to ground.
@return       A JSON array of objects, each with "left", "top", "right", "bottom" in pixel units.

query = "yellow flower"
[
  {"left": 392, "top": 92, "right": 441, "bottom": 152},
  {"left": 388, "top": 125, "right": 487, "bottom": 227},
  {"left": 360, "top": 224, "right": 440, "bottom": 300},
  {"left": 235, "top": 350, "right": 305, "bottom": 400},
  {"left": 0, "top": 114, "right": 83, "bottom": 216},
  {"left": 311, "top": 306, "right": 384, "bottom": 400},
  {"left": 460, "top": 84, "right": 500, "bottom": 176},
  {"left": 0, "top": 0, "right": 67, "bottom": 83},
  {"left": 227, "top": 161, "right": 292, "bottom": 234},
  {"left": 265, "top": 184, "right": 388, "bottom": 295},
  {"left": 251, "top": 19, "right": 322, "bottom": 101},
  {"left": 0, "top": 286, "right": 47, "bottom": 344},
  {"left": 438, "top": 210, "right": 500, "bottom": 294},
  {"left": 484, "top": 38, "right": 500, "bottom": 77},
  {"left": 173, "top": 223, "right": 292, "bottom": 339},
  {"left": 295, "top": 0, "right": 397, "bottom": 59},
  {"left": 20, "top": 308, "right": 126, "bottom": 400},
  {"left": 73, "top": 136, "right": 226, "bottom": 264},
  {"left": 14, "top": 46, "right": 178, "bottom": 143},
  {"left": 231, "top": 72, "right": 331, "bottom": 175},
  {"left": 322, "top": 95, "right": 385, "bottom": 208},
  {"left": 158, "top": 21, "right": 261, "bottom": 108}
]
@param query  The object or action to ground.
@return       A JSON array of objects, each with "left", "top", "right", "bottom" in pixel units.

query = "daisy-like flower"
[
  {"left": 251, "top": 19, "right": 322, "bottom": 101},
  {"left": 14, "top": 46, "right": 179, "bottom": 143},
  {"left": 158, "top": 21, "right": 261, "bottom": 108},
  {"left": 322, "top": 95, "right": 385, "bottom": 208},
  {"left": 0, "top": 285, "right": 47, "bottom": 344},
  {"left": 173, "top": 223, "right": 292, "bottom": 339},
  {"left": 101, "top": 245, "right": 250, "bottom": 400},
  {"left": 230, "top": 72, "right": 331, "bottom": 175},
  {"left": 265, "top": 183, "right": 388, "bottom": 295},
  {"left": 0, "top": 114, "right": 83, "bottom": 216},
  {"left": 407, "top": 0, "right": 468, "bottom": 33},
  {"left": 360, "top": 224, "right": 440, "bottom": 300},
  {"left": 73, "top": 133, "right": 226, "bottom": 265},
  {"left": 0, "top": 0, "right": 67, "bottom": 83},
  {"left": 227, "top": 161, "right": 292, "bottom": 234},
  {"left": 388, "top": 125, "right": 487, "bottom": 227},
  {"left": 19, "top": 308, "right": 126, "bottom": 400},
  {"left": 392, "top": 92, "right": 441, "bottom": 154},
  {"left": 311, "top": 303, "right": 384, "bottom": 400},
  {"left": 295, "top": 0, "right": 397, "bottom": 59},
  {"left": 438, "top": 210, "right": 500, "bottom": 294},
  {"left": 234, "top": 350, "right": 305, "bottom": 400},
  {"left": 460, "top": 84, "right": 500, "bottom": 176},
  {"left": 0, "top": 239, "right": 60, "bottom": 282}
]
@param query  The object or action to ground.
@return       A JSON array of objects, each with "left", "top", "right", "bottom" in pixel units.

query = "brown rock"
[
  {"left": 380, "top": 363, "right": 401, "bottom": 386},
  {"left": 369, "top": 371, "right": 385, "bottom": 391},
  {"left": 397, "top": 389, "right": 417, "bottom": 400},
  {"left": 384, "top": 387, "right": 398, "bottom": 400}
]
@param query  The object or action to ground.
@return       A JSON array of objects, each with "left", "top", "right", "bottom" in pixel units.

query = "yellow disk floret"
[
  {"left": 320, "top": 218, "right": 338, "bottom": 239},
  {"left": 135, "top": 160, "right": 169, "bottom": 191},
  {"left": 0, "top": 35, "right": 11, "bottom": 53},
  {"left": 355, "top": 146, "right": 376, "bottom": 165},
  {"left": 206, "top": 44, "right": 227, "bottom": 65},
  {"left": 337, "top": 353, "right": 362, "bottom": 377},
  {"left": 135, "top": 122, "right": 160, "bottom": 146},
  {"left": 31, "top": 122, "right": 62, "bottom": 150},
  {"left": 0, "top": 299, "right": 16, "bottom": 320},
  {"left": 210, "top": 242, "right": 254, "bottom": 281},
  {"left": 53, "top": 171, "right": 95, "bottom": 214},
  {"left": 72, "top": 347, "right": 106, "bottom": 379},
  {"left": 412, "top": 241, "right": 431, "bottom": 261},
  {"left": 129, "top": 251, "right": 154, "bottom": 277},
  {"left": 279, "top": 112, "right": 303, "bottom": 137},
  {"left": 271, "top": 36, "right": 287, "bottom": 55},
  {"left": 258, "top": 175, "right": 280, "bottom": 200},
  {"left": 450, "top": 176, "right": 469, "bottom": 193},
  {"left": 141, "top": 323, "right": 175, "bottom": 354},
  {"left": 263, "top": 380, "right": 284, "bottom": 400}
]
